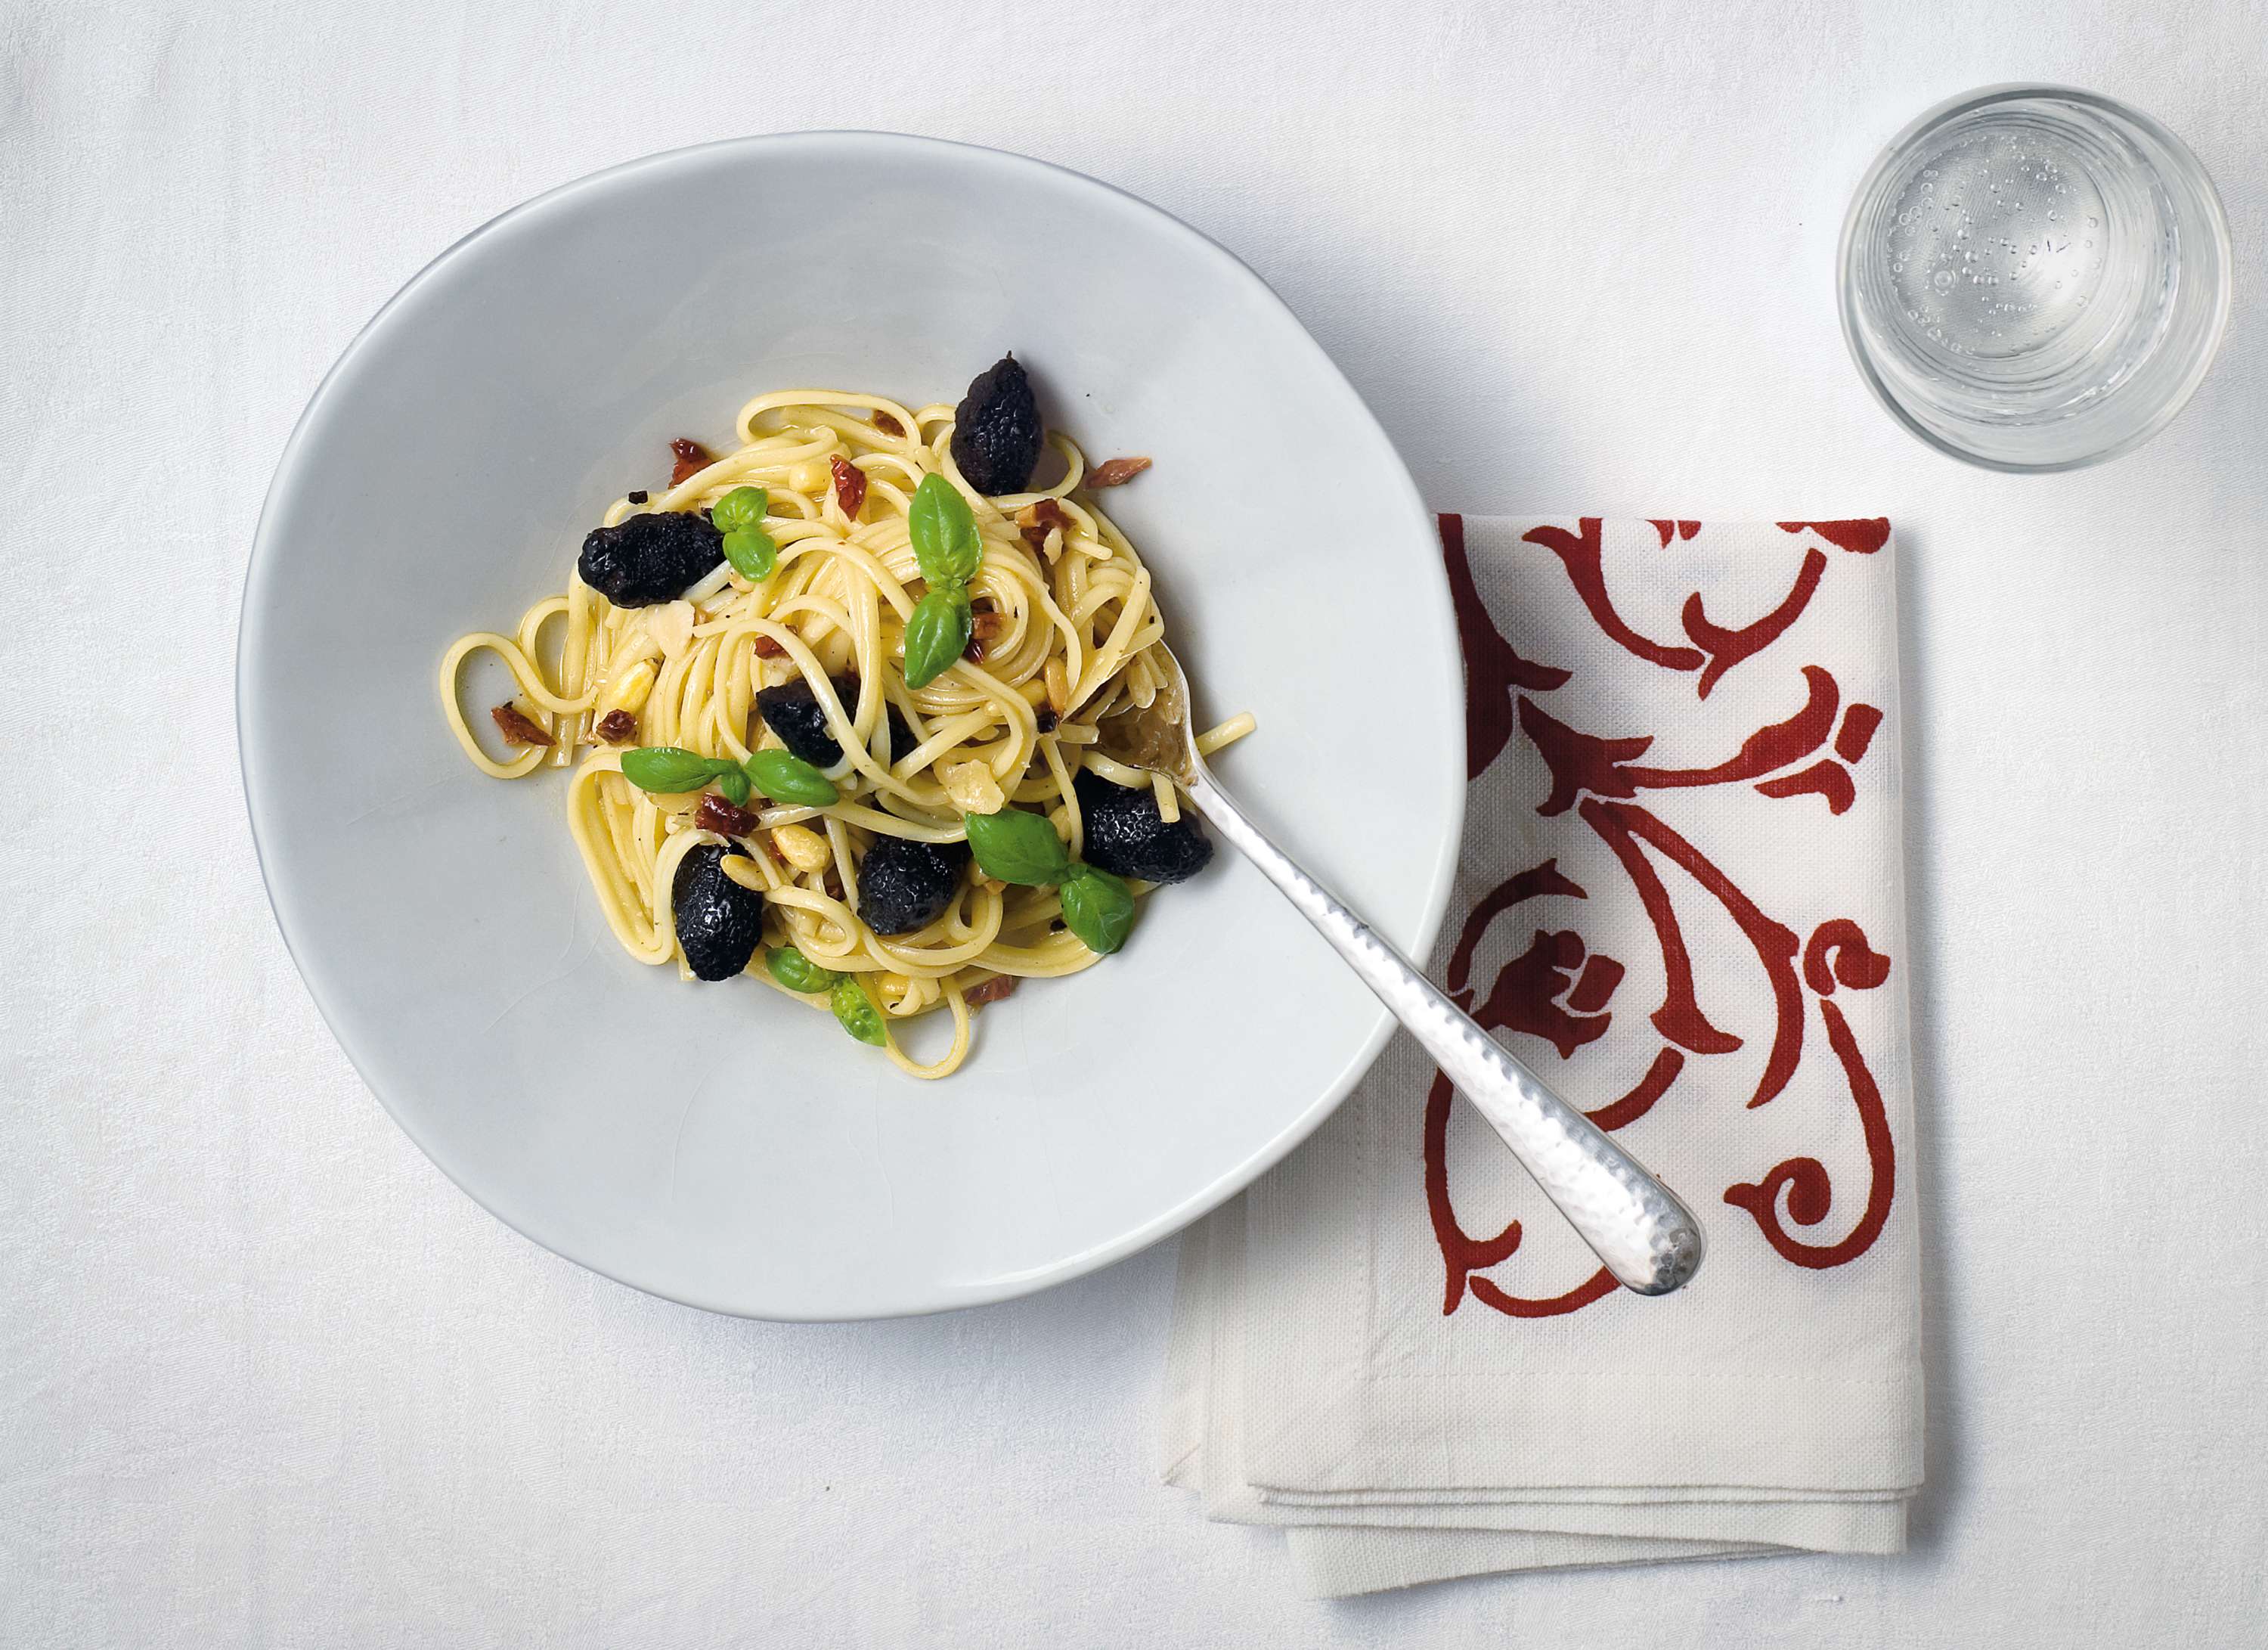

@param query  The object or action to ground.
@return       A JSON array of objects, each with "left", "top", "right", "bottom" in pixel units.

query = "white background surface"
[{"left": 5, "top": 1, "right": 2264, "bottom": 1644}]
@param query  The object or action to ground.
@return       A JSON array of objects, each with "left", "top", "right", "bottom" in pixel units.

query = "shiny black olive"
[
  {"left": 756, "top": 676, "right": 916, "bottom": 769},
  {"left": 949, "top": 355, "right": 1044, "bottom": 495},
  {"left": 672, "top": 843, "right": 764, "bottom": 981},
  {"left": 577, "top": 510, "right": 724, "bottom": 607},
  {"left": 1074, "top": 770, "right": 1213, "bottom": 885},
  {"left": 856, "top": 836, "right": 971, "bottom": 936}
]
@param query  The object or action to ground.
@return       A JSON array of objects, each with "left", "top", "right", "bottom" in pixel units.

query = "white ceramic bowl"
[{"left": 240, "top": 132, "right": 1464, "bottom": 1319}]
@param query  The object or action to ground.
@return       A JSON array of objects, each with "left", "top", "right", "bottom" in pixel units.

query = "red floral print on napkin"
[{"left": 1427, "top": 516, "right": 1898, "bottom": 1319}]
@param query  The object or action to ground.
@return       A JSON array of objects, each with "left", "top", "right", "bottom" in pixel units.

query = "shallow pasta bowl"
[{"left": 238, "top": 132, "right": 1464, "bottom": 1320}]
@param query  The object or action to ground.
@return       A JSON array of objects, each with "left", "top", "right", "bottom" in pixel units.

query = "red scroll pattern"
[{"left": 1427, "top": 516, "right": 1898, "bottom": 1318}]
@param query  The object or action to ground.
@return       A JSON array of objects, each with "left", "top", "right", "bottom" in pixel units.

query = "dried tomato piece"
[
  {"left": 1086, "top": 456, "right": 1151, "bottom": 488},
  {"left": 668, "top": 437, "right": 714, "bottom": 487},
  {"left": 830, "top": 454, "right": 867, "bottom": 516},
  {"left": 751, "top": 634, "right": 788, "bottom": 659},
  {"left": 1016, "top": 496, "right": 1070, "bottom": 550},
  {"left": 963, "top": 975, "right": 1018, "bottom": 1007},
  {"left": 491, "top": 703, "right": 553, "bottom": 746},
  {"left": 962, "top": 610, "right": 1008, "bottom": 662},
  {"left": 594, "top": 709, "right": 638, "bottom": 744},
  {"left": 871, "top": 410, "right": 905, "bottom": 438},
  {"left": 693, "top": 792, "right": 759, "bottom": 837}
]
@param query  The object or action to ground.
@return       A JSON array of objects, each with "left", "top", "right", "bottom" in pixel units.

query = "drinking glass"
[{"left": 1839, "top": 85, "right": 2231, "bottom": 471}]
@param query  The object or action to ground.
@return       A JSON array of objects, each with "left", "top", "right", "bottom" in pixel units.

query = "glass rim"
[{"left": 1836, "top": 82, "right": 2234, "bottom": 474}]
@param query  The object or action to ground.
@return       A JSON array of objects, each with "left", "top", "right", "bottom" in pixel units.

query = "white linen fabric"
[{"left": 1165, "top": 517, "right": 1923, "bottom": 1596}]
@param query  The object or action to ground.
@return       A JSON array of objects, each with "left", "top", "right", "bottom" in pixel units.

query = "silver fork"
[{"left": 1142, "top": 646, "right": 1704, "bottom": 1296}]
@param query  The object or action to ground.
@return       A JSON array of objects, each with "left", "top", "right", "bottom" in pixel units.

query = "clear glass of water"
[{"left": 1839, "top": 85, "right": 2232, "bottom": 471}]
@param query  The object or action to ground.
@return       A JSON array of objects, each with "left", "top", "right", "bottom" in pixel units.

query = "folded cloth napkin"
[{"left": 1163, "top": 515, "right": 1922, "bottom": 1598}]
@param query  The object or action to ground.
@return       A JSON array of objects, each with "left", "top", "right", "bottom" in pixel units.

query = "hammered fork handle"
[{"left": 1185, "top": 770, "right": 1704, "bottom": 1295}]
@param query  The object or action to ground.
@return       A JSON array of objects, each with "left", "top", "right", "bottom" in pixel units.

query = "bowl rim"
[{"left": 237, "top": 129, "right": 1467, "bottom": 1319}]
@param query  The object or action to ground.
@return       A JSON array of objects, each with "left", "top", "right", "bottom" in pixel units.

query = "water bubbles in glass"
[{"left": 1839, "top": 85, "right": 2230, "bottom": 469}]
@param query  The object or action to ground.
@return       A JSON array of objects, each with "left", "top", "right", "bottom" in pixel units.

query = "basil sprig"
[
  {"left": 621, "top": 746, "right": 742, "bottom": 797},
  {"left": 963, "top": 808, "right": 1071, "bottom": 886},
  {"left": 713, "top": 485, "right": 777, "bottom": 581},
  {"left": 722, "top": 526, "right": 776, "bottom": 582},
  {"left": 909, "top": 474, "right": 983, "bottom": 586},
  {"left": 767, "top": 946, "right": 889, "bottom": 1046},
  {"left": 744, "top": 749, "right": 838, "bottom": 808},
  {"left": 620, "top": 744, "right": 835, "bottom": 809},
  {"left": 1057, "top": 865, "right": 1136, "bottom": 956},
  {"left": 962, "top": 807, "right": 1139, "bottom": 956},
  {"left": 712, "top": 486, "right": 767, "bottom": 532},
  {"left": 766, "top": 944, "right": 840, "bottom": 994},
  {"left": 903, "top": 591, "right": 974, "bottom": 691},
  {"left": 903, "top": 474, "right": 983, "bottom": 688},
  {"left": 829, "top": 976, "right": 888, "bottom": 1046}
]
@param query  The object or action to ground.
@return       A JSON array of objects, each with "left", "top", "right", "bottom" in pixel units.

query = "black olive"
[
  {"left": 856, "top": 835, "right": 972, "bottom": 935},
  {"left": 949, "top": 355, "right": 1044, "bottom": 495},
  {"left": 578, "top": 510, "right": 724, "bottom": 607},
  {"left": 883, "top": 702, "right": 918, "bottom": 762},
  {"left": 755, "top": 675, "right": 916, "bottom": 770},
  {"left": 672, "top": 843, "right": 764, "bottom": 980},
  {"left": 1074, "top": 770, "right": 1214, "bottom": 885}
]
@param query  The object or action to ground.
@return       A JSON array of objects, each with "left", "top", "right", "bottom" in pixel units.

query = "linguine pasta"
[{"left": 440, "top": 383, "right": 1252, "bottom": 1079}]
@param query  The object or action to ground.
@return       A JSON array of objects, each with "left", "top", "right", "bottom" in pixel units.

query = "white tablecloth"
[{"left": 6, "top": 2, "right": 2264, "bottom": 1644}]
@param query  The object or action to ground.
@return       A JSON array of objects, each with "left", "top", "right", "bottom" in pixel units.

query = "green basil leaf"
[
  {"left": 909, "top": 473, "right": 982, "bottom": 588},
  {"left": 963, "top": 808, "right": 1072, "bottom": 888},
  {"left": 620, "top": 746, "right": 727, "bottom": 794},
  {"left": 830, "top": 975, "right": 887, "bottom": 1046},
  {"left": 902, "top": 588, "right": 973, "bottom": 690},
  {"left": 1058, "top": 864, "right": 1136, "bottom": 956},
  {"left": 722, "top": 524, "right": 777, "bottom": 582},
  {"left": 745, "top": 748, "right": 839, "bottom": 808},
  {"left": 711, "top": 485, "right": 767, "bottom": 534},
  {"left": 767, "top": 945, "right": 840, "bottom": 994},
  {"left": 716, "top": 768, "right": 752, "bottom": 808}
]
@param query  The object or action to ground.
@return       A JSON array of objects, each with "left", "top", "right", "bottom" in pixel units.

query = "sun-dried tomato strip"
[
  {"left": 751, "top": 634, "right": 787, "bottom": 658},
  {"left": 693, "top": 792, "right": 758, "bottom": 837},
  {"left": 871, "top": 411, "right": 905, "bottom": 438},
  {"left": 491, "top": 703, "right": 553, "bottom": 746},
  {"left": 830, "top": 454, "right": 867, "bottom": 516},
  {"left": 669, "top": 437, "right": 714, "bottom": 486},
  {"left": 963, "top": 975, "right": 1018, "bottom": 1007},
  {"left": 962, "top": 609, "right": 1008, "bottom": 662},
  {"left": 1086, "top": 456, "right": 1151, "bottom": 488},
  {"left": 593, "top": 709, "right": 637, "bottom": 745},
  {"left": 1016, "top": 496, "right": 1070, "bottom": 549}
]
